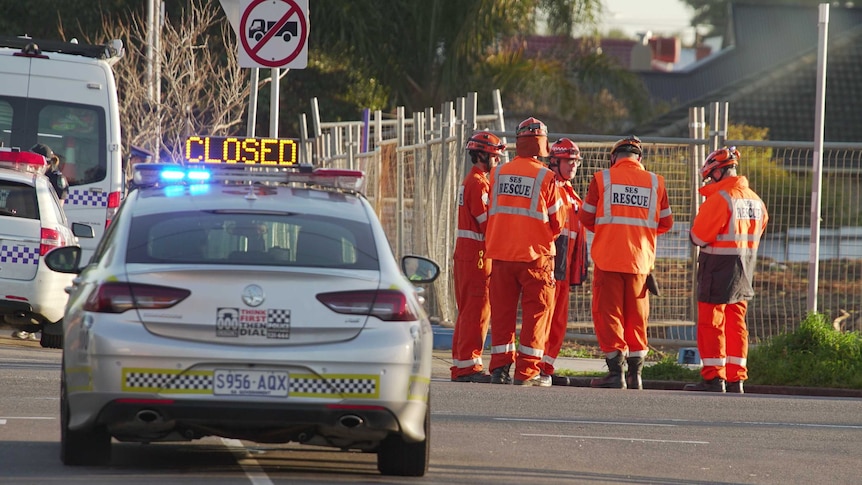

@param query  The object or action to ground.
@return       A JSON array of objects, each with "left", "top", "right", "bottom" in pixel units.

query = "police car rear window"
[
  {"left": 0, "top": 181, "right": 38, "bottom": 219},
  {"left": 125, "top": 211, "right": 379, "bottom": 270}
]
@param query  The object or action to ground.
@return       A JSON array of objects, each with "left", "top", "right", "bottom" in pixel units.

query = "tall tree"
[
  {"left": 306, "top": 0, "right": 649, "bottom": 133},
  {"left": 89, "top": 0, "right": 252, "bottom": 160},
  {"left": 0, "top": 0, "right": 652, "bottom": 141}
]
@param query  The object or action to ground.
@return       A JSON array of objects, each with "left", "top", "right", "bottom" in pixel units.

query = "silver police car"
[{"left": 46, "top": 154, "right": 438, "bottom": 477}]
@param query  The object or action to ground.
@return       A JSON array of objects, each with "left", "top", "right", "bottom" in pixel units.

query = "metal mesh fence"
[{"left": 311, "top": 102, "right": 862, "bottom": 343}]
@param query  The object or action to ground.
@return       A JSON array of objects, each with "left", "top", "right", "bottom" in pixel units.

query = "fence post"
[
  {"left": 412, "top": 110, "right": 425, "bottom": 255},
  {"left": 808, "top": 3, "right": 830, "bottom": 313},
  {"left": 689, "top": 106, "right": 705, "bottom": 323},
  {"left": 492, "top": 89, "right": 509, "bottom": 163},
  {"left": 396, "top": 106, "right": 406, "bottom": 261},
  {"left": 298, "top": 112, "right": 309, "bottom": 164},
  {"left": 709, "top": 102, "right": 720, "bottom": 152}
]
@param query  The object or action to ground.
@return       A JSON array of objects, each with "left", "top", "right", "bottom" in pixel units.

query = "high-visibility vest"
[
  {"left": 485, "top": 156, "right": 564, "bottom": 262},
  {"left": 454, "top": 165, "right": 490, "bottom": 260},
  {"left": 581, "top": 159, "right": 672, "bottom": 273},
  {"left": 691, "top": 176, "right": 768, "bottom": 256},
  {"left": 691, "top": 175, "right": 768, "bottom": 303}
]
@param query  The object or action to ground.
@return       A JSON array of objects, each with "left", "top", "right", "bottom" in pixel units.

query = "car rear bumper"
[{"left": 97, "top": 398, "right": 416, "bottom": 446}]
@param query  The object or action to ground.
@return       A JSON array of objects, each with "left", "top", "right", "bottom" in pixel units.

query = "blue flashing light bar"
[{"left": 130, "top": 160, "right": 366, "bottom": 194}]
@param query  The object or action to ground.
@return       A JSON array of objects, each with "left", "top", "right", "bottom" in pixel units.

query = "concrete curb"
[{"left": 432, "top": 348, "right": 862, "bottom": 398}]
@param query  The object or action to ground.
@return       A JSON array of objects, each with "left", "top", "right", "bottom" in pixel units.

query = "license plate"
[{"left": 213, "top": 369, "right": 289, "bottom": 397}]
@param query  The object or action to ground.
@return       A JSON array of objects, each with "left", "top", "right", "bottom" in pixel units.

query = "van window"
[{"left": 37, "top": 104, "right": 104, "bottom": 186}]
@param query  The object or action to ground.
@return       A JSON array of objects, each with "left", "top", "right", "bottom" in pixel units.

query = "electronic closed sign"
[{"left": 185, "top": 136, "right": 298, "bottom": 166}]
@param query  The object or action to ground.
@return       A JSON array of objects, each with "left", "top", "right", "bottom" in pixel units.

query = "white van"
[{"left": 0, "top": 35, "right": 124, "bottom": 263}]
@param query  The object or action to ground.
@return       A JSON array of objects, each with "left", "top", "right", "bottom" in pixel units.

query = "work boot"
[
  {"left": 726, "top": 380, "right": 744, "bottom": 394},
  {"left": 490, "top": 364, "right": 512, "bottom": 385},
  {"left": 513, "top": 373, "right": 552, "bottom": 387},
  {"left": 590, "top": 353, "right": 626, "bottom": 389},
  {"left": 626, "top": 356, "right": 644, "bottom": 390},
  {"left": 452, "top": 371, "right": 492, "bottom": 383},
  {"left": 684, "top": 377, "right": 726, "bottom": 392}
]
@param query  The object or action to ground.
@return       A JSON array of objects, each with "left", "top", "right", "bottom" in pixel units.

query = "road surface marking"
[
  {"left": 496, "top": 417, "right": 676, "bottom": 427},
  {"left": 221, "top": 438, "right": 274, "bottom": 485},
  {"left": 0, "top": 417, "right": 54, "bottom": 420},
  {"left": 524, "top": 433, "right": 709, "bottom": 444}
]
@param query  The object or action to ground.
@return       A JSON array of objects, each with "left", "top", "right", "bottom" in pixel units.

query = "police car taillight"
[
  {"left": 316, "top": 290, "right": 419, "bottom": 321},
  {"left": 40, "top": 227, "right": 64, "bottom": 256},
  {"left": 83, "top": 282, "right": 190, "bottom": 313},
  {"left": 0, "top": 148, "right": 47, "bottom": 174},
  {"left": 105, "top": 191, "right": 122, "bottom": 228}
]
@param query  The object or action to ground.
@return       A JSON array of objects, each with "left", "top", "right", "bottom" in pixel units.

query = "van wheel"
[
  {"left": 40, "top": 332, "right": 62, "bottom": 349},
  {"left": 60, "top": 365, "right": 111, "bottom": 466},
  {"left": 376, "top": 401, "right": 430, "bottom": 476}
]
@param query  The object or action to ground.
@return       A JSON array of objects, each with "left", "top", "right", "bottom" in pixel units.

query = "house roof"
[{"left": 634, "top": 2, "right": 862, "bottom": 142}]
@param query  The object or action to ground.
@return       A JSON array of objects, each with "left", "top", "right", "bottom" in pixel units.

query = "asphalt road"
[{"left": 3, "top": 338, "right": 862, "bottom": 484}]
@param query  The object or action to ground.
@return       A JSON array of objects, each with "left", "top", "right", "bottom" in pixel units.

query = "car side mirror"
[
  {"left": 401, "top": 255, "right": 440, "bottom": 283},
  {"left": 72, "top": 222, "right": 95, "bottom": 239},
  {"left": 44, "top": 246, "right": 84, "bottom": 274}
]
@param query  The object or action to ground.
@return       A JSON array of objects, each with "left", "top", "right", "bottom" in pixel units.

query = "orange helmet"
[
  {"left": 550, "top": 138, "right": 581, "bottom": 161},
  {"left": 465, "top": 131, "right": 506, "bottom": 156},
  {"left": 610, "top": 135, "right": 643, "bottom": 156},
  {"left": 516, "top": 117, "right": 548, "bottom": 138},
  {"left": 700, "top": 146, "right": 739, "bottom": 180}
]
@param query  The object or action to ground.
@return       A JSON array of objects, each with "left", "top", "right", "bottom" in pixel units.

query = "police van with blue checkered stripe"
[{"left": 0, "top": 35, "right": 126, "bottom": 266}]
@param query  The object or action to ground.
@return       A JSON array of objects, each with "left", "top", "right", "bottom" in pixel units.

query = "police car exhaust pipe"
[
  {"left": 135, "top": 409, "right": 163, "bottom": 424},
  {"left": 338, "top": 414, "right": 364, "bottom": 428}
]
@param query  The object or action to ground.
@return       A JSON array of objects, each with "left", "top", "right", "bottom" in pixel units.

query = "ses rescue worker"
[
  {"left": 538, "top": 138, "right": 589, "bottom": 385},
  {"left": 484, "top": 117, "right": 564, "bottom": 387},
  {"left": 450, "top": 131, "right": 506, "bottom": 383},
  {"left": 579, "top": 136, "right": 673, "bottom": 390},
  {"left": 684, "top": 147, "right": 768, "bottom": 394}
]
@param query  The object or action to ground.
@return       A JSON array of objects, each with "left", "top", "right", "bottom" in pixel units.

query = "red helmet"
[
  {"left": 550, "top": 138, "right": 581, "bottom": 160},
  {"left": 516, "top": 117, "right": 548, "bottom": 138},
  {"left": 465, "top": 131, "right": 506, "bottom": 156},
  {"left": 610, "top": 135, "right": 642, "bottom": 156},
  {"left": 700, "top": 146, "right": 739, "bottom": 180}
]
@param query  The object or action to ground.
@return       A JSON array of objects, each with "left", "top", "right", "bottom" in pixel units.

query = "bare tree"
[{"left": 94, "top": 0, "right": 255, "bottom": 161}]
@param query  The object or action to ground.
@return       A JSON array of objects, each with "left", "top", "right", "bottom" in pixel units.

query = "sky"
[{"left": 600, "top": 0, "right": 698, "bottom": 43}]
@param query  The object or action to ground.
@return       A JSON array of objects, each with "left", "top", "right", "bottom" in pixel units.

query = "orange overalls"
[
  {"left": 539, "top": 180, "right": 588, "bottom": 376},
  {"left": 579, "top": 157, "right": 673, "bottom": 359},
  {"left": 690, "top": 175, "right": 768, "bottom": 382},
  {"left": 450, "top": 165, "right": 493, "bottom": 380},
  {"left": 485, "top": 156, "right": 564, "bottom": 381}
]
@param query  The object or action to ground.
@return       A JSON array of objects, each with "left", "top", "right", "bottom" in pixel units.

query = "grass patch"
[
  {"left": 557, "top": 346, "right": 601, "bottom": 359},
  {"left": 550, "top": 313, "right": 862, "bottom": 389},
  {"left": 642, "top": 357, "right": 701, "bottom": 381},
  {"left": 747, "top": 312, "right": 862, "bottom": 388}
]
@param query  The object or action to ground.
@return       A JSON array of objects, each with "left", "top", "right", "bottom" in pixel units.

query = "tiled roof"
[
  {"left": 634, "top": 3, "right": 862, "bottom": 142},
  {"left": 523, "top": 35, "right": 639, "bottom": 68}
]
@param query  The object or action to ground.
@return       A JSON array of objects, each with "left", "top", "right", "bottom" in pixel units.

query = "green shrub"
[{"left": 747, "top": 313, "right": 862, "bottom": 388}]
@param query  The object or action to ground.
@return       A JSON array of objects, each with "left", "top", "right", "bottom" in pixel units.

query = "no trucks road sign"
[{"left": 238, "top": 0, "right": 308, "bottom": 69}]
